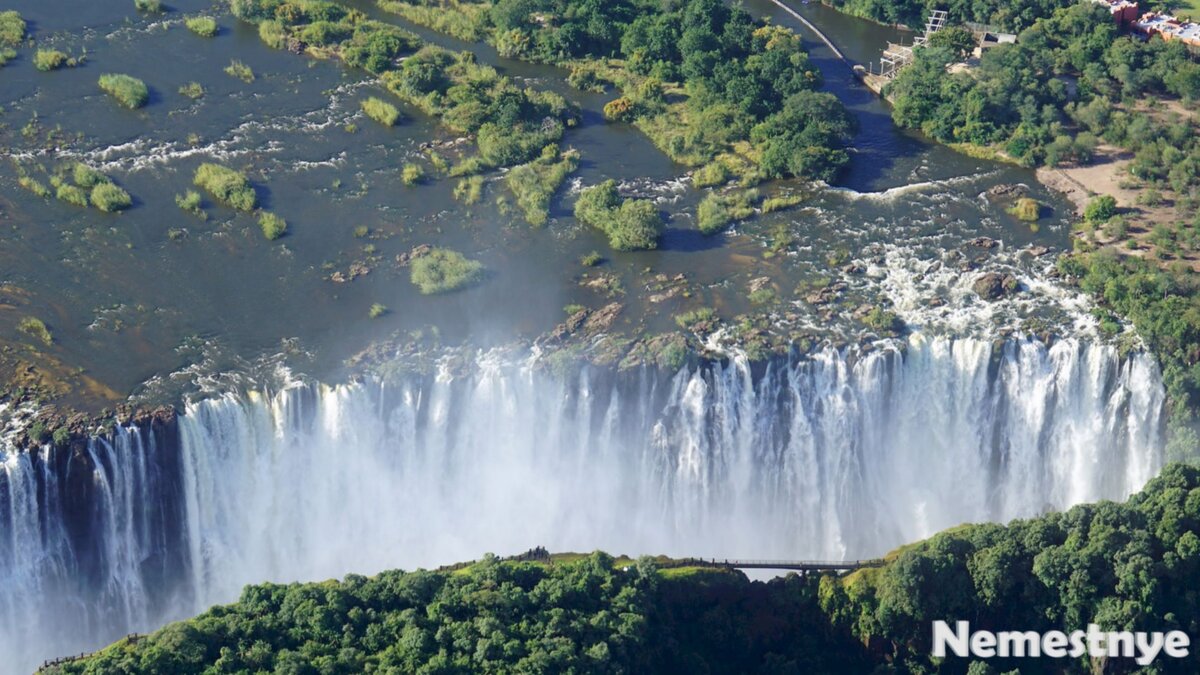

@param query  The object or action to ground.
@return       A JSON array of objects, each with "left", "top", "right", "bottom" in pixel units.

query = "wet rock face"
[{"left": 973, "top": 272, "right": 1019, "bottom": 300}]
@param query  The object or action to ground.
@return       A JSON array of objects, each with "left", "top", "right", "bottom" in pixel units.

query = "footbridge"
[{"left": 661, "top": 558, "right": 886, "bottom": 573}]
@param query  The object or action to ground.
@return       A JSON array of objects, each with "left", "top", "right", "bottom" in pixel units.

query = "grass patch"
[
  {"left": 224, "top": 60, "right": 254, "bottom": 83},
  {"left": 368, "top": 303, "right": 387, "bottom": 318},
  {"left": 0, "top": 11, "right": 24, "bottom": 48},
  {"left": 18, "top": 175, "right": 51, "bottom": 198},
  {"left": 580, "top": 250, "right": 602, "bottom": 267},
  {"left": 185, "top": 16, "right": 218, "bottom": 37},
  {"left": 1008, "top": 197, "right": 1042, "bottom": 222},
  {"left": 506, "top": 147, "right": 579, "bottom": 226},
  {"left": 33, "top": 50, "right": 69, "bottom": 72},
  {"left": 73, "top": 163, "right": 110, "bottom": 188},
  {"left": 178, "top": 81, "right": 205, "bottom": 99},
  {"left": 692, "top": 160, "right": 731, "bottom": 188},
  {"left": 90, "top": 183, "right": 132, "bottom": 212},
  {"left": 194, "top": 163, "right": 256, "bottom": 211},
  {"left": 55, "top": 182, "right": 89, "bottom": 207},
  {"left": 17, "top": 317, "right": 51, "bottom": 346},
  {"left": 134, "top": 0, "right": 163, "bottom": 12},
  {"left": 697, "top": 190, "right": 758, "bottom": 235},
  {"left": 454, "top": 176, "right": 484, "bottom": 205},
  {"left": 574, "top": 179, "right": 663, "bottom": 251},
  {"left": 675, "top": 307, "right": 716, "bottom": 330},
  {"left": 761, "top": 194, "right": 804, "bottom": 214},
  {"left": 410, "top": 248, "right": 483, "bottom": 294},
  {"left": 258, "top": 211, "right": 287, "bottom": 240},
  {"left": 175, "top": 189, "right": 202, "bottom": 212},
  {"left": 361, "top": 96, "right": 402, "bottom": 126},
  {"left": 98, "top": 73, "right": 149, "bottom": 109},
  {"left": 401, "top": 163, "right": 424, "bottom": 186}
]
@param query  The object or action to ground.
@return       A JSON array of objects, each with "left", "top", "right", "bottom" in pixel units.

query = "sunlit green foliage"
[
  {"left": 185, "top": 16, "right": 218, "bottom": 37},
  {"left": 360, "top": 96, "right": 401, "bottom": 126},
  {"left": 98, "top": 73, "right": 149, "bottom": 109},
  {"left": 400, "top": 162, "right": 424, "bottom": 185},
  {"left": 90, "top": 183, "right": 133, "bottom": 212},
  {"left": 505, "top": 147, "right": 579, "bottom": 226},
  {"left": 258, "top": 211, "right": 287, "bottom": 240},
  {"left": 178, "top": 81, "right": 205, "bottom": 99},
  {"left": 0, "top": 11, "right": 24, "bottom": 48},
  {"left": 193, "top": 163, "right": 256, "bottom": 211},
  {"left": 224, "top": 60, "right": 254, "bottom": 83},
  {"left": 133, "top": 0, "right": 163, "bottom": 13},
  {"left": 17, "top": 317, "right": 51, "bottom": 346},
  {"left": 574, "top": 179, "right": 663, "bottom": 251},
  {"left": 33, "top": 49, "right": 69, "bottom": 71},
  {"left": 697, "top": 189, "right": 758, "bottom": 235},
  {"left": 410, "top": 247, "right": 483, "bottom": 294}
]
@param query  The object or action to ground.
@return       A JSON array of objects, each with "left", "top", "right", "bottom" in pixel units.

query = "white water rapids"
[{"left": 0, "top": 335, "right": 1165, "bottom": 671}]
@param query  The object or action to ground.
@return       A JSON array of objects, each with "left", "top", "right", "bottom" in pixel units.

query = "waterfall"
[{"left": 0, "top": 335, "right": 1165, "bottom": 671}]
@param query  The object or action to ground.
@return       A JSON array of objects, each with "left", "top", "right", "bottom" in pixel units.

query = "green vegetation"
[
  {"left": 377, "top": 0, "right": 854, "bottom": 181},
  {"left": 692, "top": 160, "right": 731, "bottom": 188},
  {"left": 360, "top": 96, "right": 401, "bottom": 126},
  {"left": 178, "top": 81, "right": 205, "bottom": 99},
  {"left": 1084, "top": 194, "right": 1118, "bottom": 224},
  {"left": 224, "top": 60, "right": 254, "bottom": 83},
  {"left": 231, "top": 1, "right": 575, "bottom": 172},
  {"left": 33, "top": 49, "right": 69, "bottom": 71},
  {"left": 505, "top": 147, "right": 579, "bottom": 226},
  {"left": 761, "top": 194, "right": 804, "bottom": 214},
  {"left": 574, "top": 179, "right": 663, "bottom": 251},
  {"left": 0, "top": 10, "right": 23, "bottom": 46},
  {"left": 1008, "top": 197, "right": 1042, "bottom": 222},
  {"left": 55, "top": 463, "right": 1200, "bottom": 674},
  {"left": 674, "top": 307, "right": 716, "bottom": 330},
  {"left": 400, "top": 163, "right": 424, "bottom": 186},
  {"left": 580, "top": 250, "right": 602, "bottom": 267},
  {"left": 453, "top": 175, "right": 483, "bottom": 205},
  {"left": 54, "top": 182, "right": 89, "bottom": 207},
  {"left": 175, "top": 190, "right": 202, "bottom": 213},
  {"left": 185, "top": 16, "right": 218, "bottom": 37},
  {"left": 90, "top": 183, "right": 132, "bottom": 212},
  {"left": 17, "top": 317, "right": 52, "bottom": 346},
  {"left": 193, "top": 163, "right": 256, "bottom": 211},
  {"left": 368, "top": 302, "right": 387, "bottom": 318},
  {"left": 18, "top": 175, "right": 51, "bottom": 199},
  {"left": 410, "top": 247, "right": 483, "bottom": 294},
  {"left": 98, "top": 74, "right": 149, "bottom": 109},
  {"left": 133, "top": 0, "right": 163, "bottom": 13},
  {"left": 696, "top": 189, "right": 758, "bottom": 235},
  {"left": 258, "top": 211, "right": 287, "bottom": 240},
  {"left": 73, "top": 164, "right": 108, "bottom": 189}
]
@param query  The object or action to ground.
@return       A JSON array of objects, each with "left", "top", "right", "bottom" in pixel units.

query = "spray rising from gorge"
[{"left": 0, "top": 335, "right": 1165, "bottom": 671}]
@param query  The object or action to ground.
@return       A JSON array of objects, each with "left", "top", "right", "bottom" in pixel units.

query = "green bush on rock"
[
  {"left": 410, "top": 248, "right": 483, "bottom": 294},
  {"left": 90, "top": 183, "right": 132, "bottom": 212},
  {"left": 574, "top": 179, "right": 663, "bottom": 251},
  {"left": 258, "top": 211, "right": 287, "bottom": 240},
  {"left": 98, "top": 73, "right": 149, "bottom": 109},
  {"left": 193, "top": 163, "right": 256, "bottom": 211},
  {"left": 361, "top": 96, "right": 402, "bottom": 126},
  {"left": 185, "top": 16, "right": 218, "bottom": 37}
]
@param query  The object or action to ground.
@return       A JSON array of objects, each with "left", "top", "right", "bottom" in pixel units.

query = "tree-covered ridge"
[
  {"left": 379, "top": 0, "right": 856, "bottom": 183},
  {"left": 55, "top": 464, "right": 1200, "bottom": 674}
]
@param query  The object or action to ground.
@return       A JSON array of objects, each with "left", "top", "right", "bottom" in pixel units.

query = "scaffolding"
[{"left": 869, "top": 9, "right": 949, "bottom": 79}]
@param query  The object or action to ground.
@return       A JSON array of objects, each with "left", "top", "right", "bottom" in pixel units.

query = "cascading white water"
[{"left": 0, "top": 335, "right": 1166, "bottom": 672}]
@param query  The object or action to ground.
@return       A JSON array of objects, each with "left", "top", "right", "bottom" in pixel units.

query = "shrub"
[
  {"left": 185, "top": 16, "right": 218, "bottom": 37},
  {"left": 1084, "top": 195, "right": 1118, "bottom": 223},
  {"left": 193, "top": 163, "right": 256, "bottom": 211},
  {"left": 580, "top": 251, "right": 602, "bottom": 267},
  {"left": 18, "top": 176, "right": 50, "bottom": 198},
  {"left": 675, "top": 307, "right": 716, "bottom": 330},
  {"left": 0, "top": 11, "right": 24, "bottom": 48},
  {"left": 55, "top": 183, "right": 89, "bottom": 207},
  {"left": 454, "top": 176, "right": 484, "bottom": 205},
  {"left": 410, "top": 248, "right": 483, "bottom": 294},
  {"left": 134, "top": 0, "right": 163, "bottom": 12},
  {"left": 98, "top": 73, "right": 149, "bottom": 109},
  {"left": 574, "top": 180, "right": 662, "bottom": 250},
  {"left": 33, "top": 49, "right": 68, "bottom": 71},
  {"left": 761, "top": 194, "right": 803, "bottom": 213},
  {"left": 258, "top": 211, "right": 287, "bottom": 240},
  {"left": 1008, "top": 197, "right": 1042, "bottom": 222},
  {"left": 368, "top": 303, "right": 387, "bottom": 318},
  {"left": 693, "top": 161, "right": 731, "bottom": 188},
  {"left": 52, "top": 427, "right": 71, "bottom": 446},
  {"left": 863, "top": 307, "right": 902, "bottom": 332},
  {"left": 224, "top": 60, "right": 254, "bottom": 83},
  {"left": 175, "top": 190, "right": 202, "bottom": 212},
  {"left": 401, "top": 163, "right": 424, "bottom": 185},
  {"left": 697, "top": 191, "right": 757, "bottom": 235},
  {"left": 18, "top": 317, "right": 52, "bottom": 346},
  {"left": 361, "top": 97, "right": 401, "bottom": 126},
  {"left": 27, "top": 421, "right": 48, "bottom": 444},
  {"left": 258, "top": 20, "right": 287, "bottom": 49},
  {"left": 73, "top": 164, "right": 110, "bottom": 188},
  {"left": 178, "top": 81, "right": 205, "bottom": 99},
  {"left": 603, "top": 97, "right": 635, "bottom": 122},
  {"left": 90, "top": 183, "right": 132, "bottom": 212},
  {"left": 506, "top": 149, "right": 579, "bottom": 226}
]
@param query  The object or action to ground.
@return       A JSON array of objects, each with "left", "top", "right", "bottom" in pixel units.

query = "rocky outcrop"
[{"left": 973, "top": 272, "right": 1019, "bottom": 300}]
